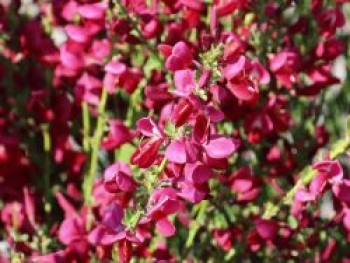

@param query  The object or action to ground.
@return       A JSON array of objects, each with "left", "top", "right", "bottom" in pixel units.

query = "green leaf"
[
  {"left": 144, "top": 55, "right": 162, "bottom": 78},
  {"left": 224, "top": 249, "right": 236, "bottom": 261},
  {"left": 185, "top": 222, "right": 200, "bottom": 248},
  {"left": 116, "top": 143, "right": 136, "bottom": 163},
  {"left": 287, "top": 215, "right": 298, "bottom": 229},
  {"left": 124, "top": 209, "right": 134, "bottom": 225},
  {"left": 347, "top": 115, "right": 350, "bottom": 140},
  {"left": 164, "top": 121, "right": 177, "bottom": 138},
  {"left": 330, "top": 139, "right": 349, "bottom": 159}
]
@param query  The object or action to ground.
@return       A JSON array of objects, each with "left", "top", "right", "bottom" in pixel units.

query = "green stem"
[
  {"left": 113, "top": 0, "right": 158, "bottom": 56},
  {"left": 41, "top": 124, "right": 52, "bottom": 212},
  {"left": 83, "top": 88, "right": 109, "bottom": 205},
  {"left": 263, "top": 138, "right": 350, "bottom": 219},
  {"left": 127, "top": 157, "right": 168, "bottom": 231},
  {"left": 157, "top": 157, "right": 168, "bottom": 174},
  {"left": 82, "top": 101, "right": 91, "bottom": 152}
]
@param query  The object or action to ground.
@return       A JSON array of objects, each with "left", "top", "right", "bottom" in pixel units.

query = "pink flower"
[
  {"left": 77, "top": 3, "right": 105, "bottom": 20},
  {"left": 255, "top": 219, "right": 279, "bottom": 240},
  {"left": 224, "top": 56, "right": 268, "bottom": 103},
  {"left": 147, "top": 188, "right": 180, "bottom": 237},
  {"left": 60, "top": 43, "right": 84, "bottom": 71},
  {"left": 184, "top": 162, "right": 212, "bottom": 185},
  {"left": 75, "top": 72, "right": 102, "bottom": 105},
  {"left": 173, "top": 69, "right": 196, "bottom": 96},
  {"left": 229, "top": 166, "right": 261, "bottom": 202},
  {"left": 333, "top": 179, "right": 350, "bottom": 203},
  {"left": 88, "top": 39, "right": 111, "bottom": 65},
  {"left": 65, "top": 24, "right": 91, "bottom": 44},
  {"left": 295, "top": 161, "right": 344, "bottom": 202},
  {"left": 103, "top": 59, "right": 127, "bottom": 93},
  {"left": 203, "top": 134, "right": 239, "bottom": 159},
  {"left": 103, "top": 162, "right": 137, "bottom": 193},
  {"left": 136, "top": 117, "right": 165, "bottom": 139},
  {"left": 269, "top": 50, "right": 301, "bottom": 89},
  {"left": 316, "top": 8, "right": 345, "bottom": 37},
  {"left": 165, "top": 139, "right": 187, "bottom": 164},
  {"left": 163, "top": 41, "right": 193, "bottom": 71},
  {"left": 179, "top": 0, "right": 204, "bottom": 11},
  {"left": 171, "top": 99, "right": 193, "bottom": 127},
  {"left": 131, "top": 138, "right": 162, "bottom": 168},
  {"left": 177, "top": 181, "right": 208, "bottom": 203},
  {"left": 101, "top": 120, "right": 133, "bottom": 150},
  {"left": 213, "top": 229, "right": 232, "bottom": 251},
  {"left": 313, "top": 160, "right": 343, "bottom": 184},
  {"left": 88, "top": 204, "right": 140, "bottom": 263}
]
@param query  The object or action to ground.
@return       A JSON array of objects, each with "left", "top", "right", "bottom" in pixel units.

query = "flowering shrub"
[{"left": 1, "top": 0, "right": 350, "bottom": 262}]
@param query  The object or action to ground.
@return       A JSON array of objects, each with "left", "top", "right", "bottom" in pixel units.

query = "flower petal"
[
  {"left": 204, "top": 135, "right": 239, "bottom": 159},
  {"left": 156, "top": 217, "right": 176, "bottom": 237},
  {"left": 165, "top": 139, "right": 187, "bottom": 164}
]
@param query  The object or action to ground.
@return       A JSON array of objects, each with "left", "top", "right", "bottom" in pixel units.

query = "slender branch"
[
  {"left": 83, "top": 88, "right": 109, "bottom": 205},
  {"left": 82, "top": 101, "right": 91, "bottom": 152},
  {"left": 263, "top": 138, "right": 350, "bottom": 219},
  {"left": 127, "top": 157, "right": 168, "bottom": 231},
  {"left": 41, "top": 123, "right": 52, "bottom": 211},
  {"left": 112, "top": 0, "right": 158, "bottom": 56}
]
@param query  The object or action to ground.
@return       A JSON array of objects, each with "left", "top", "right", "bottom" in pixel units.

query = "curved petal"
[
  {"left": 156, "top": 217, "right": 176, "bottom": 237},
  {"left": 204, "top": 135, "right": 239, "bottom": 159}
]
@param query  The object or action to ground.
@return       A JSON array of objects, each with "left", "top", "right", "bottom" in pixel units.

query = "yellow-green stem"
[
  {"left": 83, "top": 88, "right": 108, "bottom": 205},
  {"left": 263, "top": 138, "right": 350, "bottom": 219},
  {"left": 82, "top": 101, "right": 91, "bottom": 152},
  {"left": 41, "top": 124, "right": 51, "bottom": 212}
]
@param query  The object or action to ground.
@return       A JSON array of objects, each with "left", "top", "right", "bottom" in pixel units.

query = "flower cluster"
[{"left": 0, "top": 0, "right": 350, "bottom": 262}]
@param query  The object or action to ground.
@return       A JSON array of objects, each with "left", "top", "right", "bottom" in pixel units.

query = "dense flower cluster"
[{"left": 0, "top": 0, "right": 350, "bottom": 262}]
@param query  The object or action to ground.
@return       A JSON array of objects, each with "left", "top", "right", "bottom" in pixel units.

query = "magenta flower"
[
  {"left": 104, "top": 59, "right": 127, "bottom": 93},
  {"left": 131, "top": 138, "right": 163, "bottom": 168},
  {"left": 316, "top": 8, "right": 345, "bottom": 37},
  {"left": 179, "top": 0, "right": 204, "bottom": 11},
  {"left": 101, "top": 120, "right": 133, "bottom": 150},
  {"left": 173, "top": 69, "right": 196, "bottom": 97},
  {"left": 75, "top": 72, "right": 102, "bottom": 106},
  {"left": 60, "top": 43, "right": 84, "bottom": 72},
  {"left": 170, "top": 99, "right": 193, "bottom": 127},
  {"left": 314, "top": 38, "right": 345, "bottom": 61},
  {"left": 163, "top": 41, "right": 193, "bottom": 71},
  {"left": 229, "top": 166, "right": 261, "bottom": 202},
  {"left": 88, "top": 204, "right": 140, "bottom": 263},
  {"left": 147, "top": 188, "right": 180, "bottom": 237},
  {"left": 203, "top": 134, "right": 239, "bottom": 159},
  {"left": 131, "top": 117, "right": 166, "bottom": 168},
  {"left": 56, "top": 215, "right": 90, "bottom": 261},
  {"left": 269, "top": 50, "right": 301, "bottom": 89},
  {"left": 58, "top": 216, "right": 86, "bottom": 246},
  {"left": 177, "top": 181, "right": 208, "bottom": 203},
  {"left": 103, "top": 162, "right": 137, "bottom": 194},
  {"left": 255, "top": 219, "right": 279, "bottom": 240},
  {"left": 213, "top": 229, "right": 232, "bottom": 251},
  {"left": 295, "top": 160, "right": 344, "bottom": 202},
  {"left": 184, "top": 162, "right": 212, "bottom": 185},
  {"left": 165, "top": 139, "right": 187, "bottom": 164},
  {"left": 77, "top": 3, "right": 105, "bottom": 20},
  {"left": 136, "top": 117, "right": 165, "bottom": 139},
  {"left": 65, "top": 24, "right": 91, "bottom": 44},
  {"left": 223, "top": 55, "right": 268, "bottom": 103},
  {"left": 313, "top": 160, "right": 343, "bottom": 184},
  {"left": 333, "top": 179, "right": 350, "bottom": 203}
]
